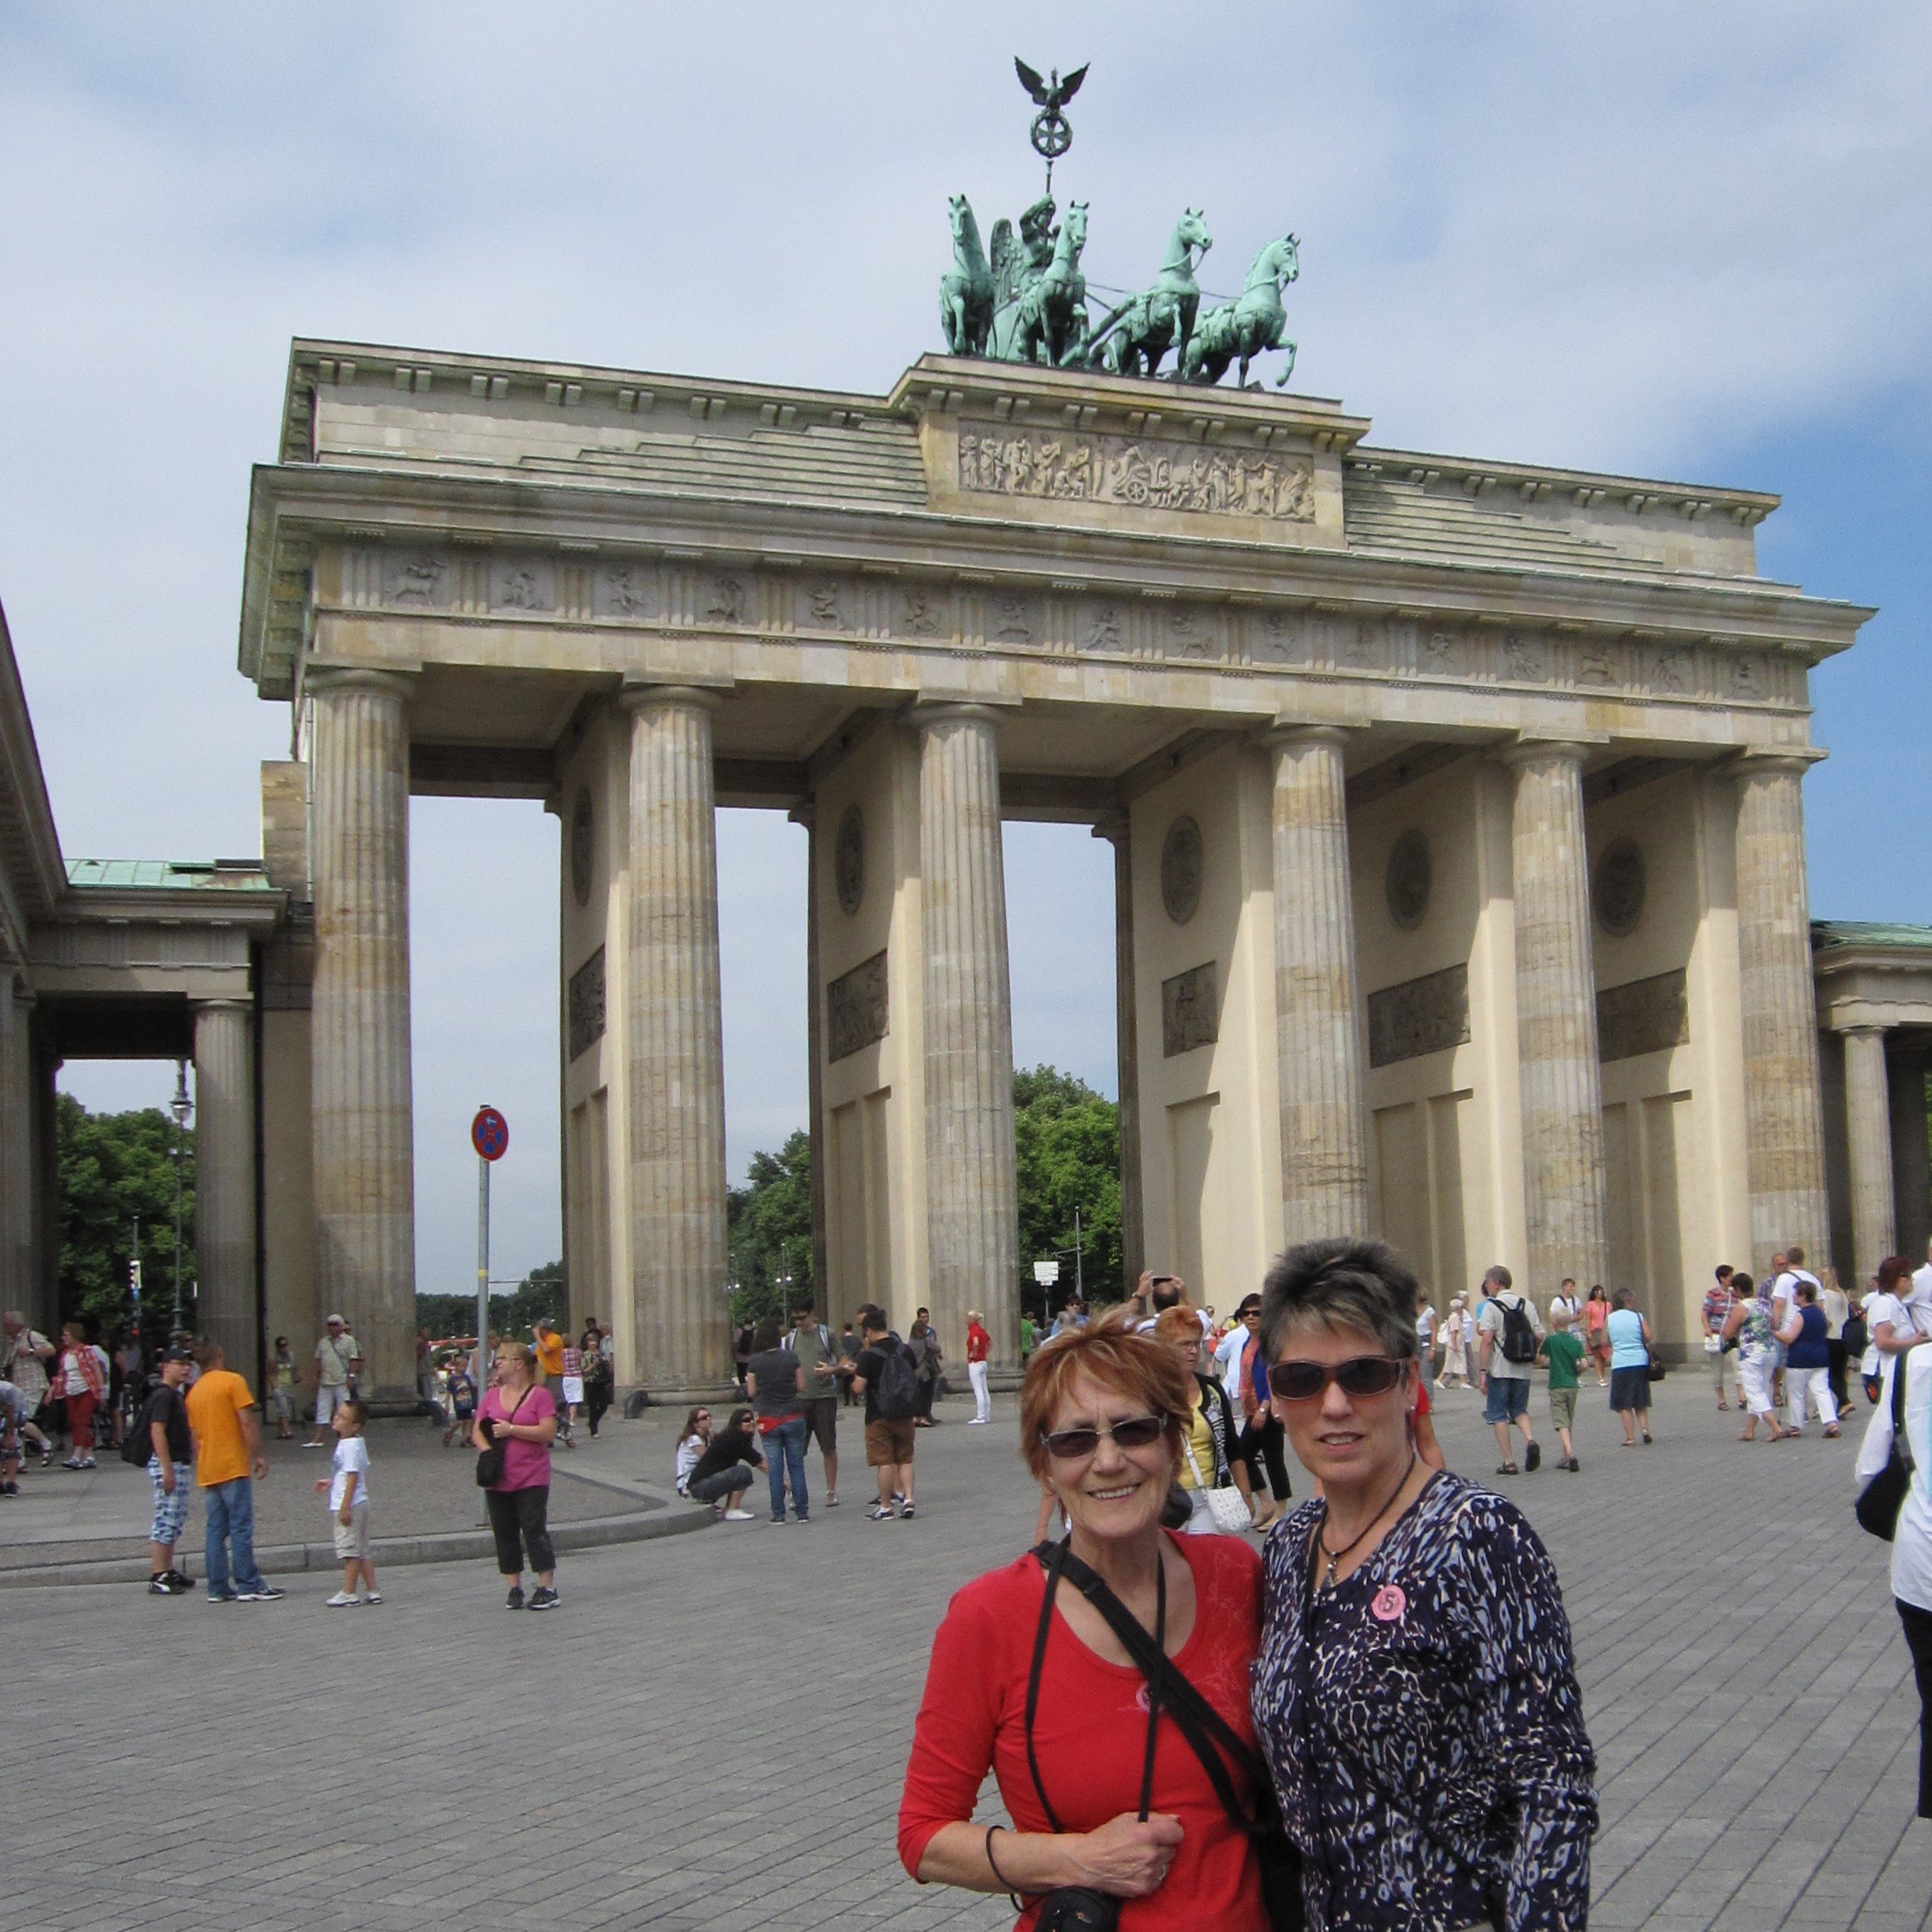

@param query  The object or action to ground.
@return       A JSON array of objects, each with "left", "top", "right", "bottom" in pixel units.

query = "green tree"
[
  {"left": 1014, "top": 1065, "right": 1122, "bottom": 1317},
  {"left": 416, "top": 1258, "right": 567, "bottom": 1344},
  {"left": 56, "top": 1093, "right": 195, "bottom": 1337},
  {"left": 726, "top": 1127, "right": 814, "bottom": 1328}
]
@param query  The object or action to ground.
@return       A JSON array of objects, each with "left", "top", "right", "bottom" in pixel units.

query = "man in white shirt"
[{"left": 1547, "top": 1277, "right": 1582, "bottom": 1334}]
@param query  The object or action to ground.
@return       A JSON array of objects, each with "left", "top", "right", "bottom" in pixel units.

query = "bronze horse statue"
[
  {"left": 1014, "top": 199, "right": 1090, "bottom": 368},
  {"left": 1181, "top": 233, "right": 1299, "bottom": 388},
  {"left": 1085, "top": 208, "right": 1213, "bottom": 379},
  {"left": 939, "top": 194, "right": 996, "bottom": 357}
]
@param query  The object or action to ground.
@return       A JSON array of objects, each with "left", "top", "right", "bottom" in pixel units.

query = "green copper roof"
[
  {"left": 67, "top": 858, "right": 278, "bottom": 893},
  {"left": 1812, "top": 919, "right": 1932, "bottom": 950}
]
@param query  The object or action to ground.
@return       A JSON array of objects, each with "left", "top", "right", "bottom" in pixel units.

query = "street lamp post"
[{"left": 168, "top": 1060, "right": 192, "bottom": 1335}]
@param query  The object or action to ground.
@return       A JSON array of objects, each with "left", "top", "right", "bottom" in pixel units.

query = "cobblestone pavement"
[{"left": 3, "top": 1374, "right": 1926, "bottom": 1930}]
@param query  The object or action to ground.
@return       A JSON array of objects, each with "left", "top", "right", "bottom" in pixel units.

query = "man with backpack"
[
  {"left": 851, "top": 1304, "right": 919, "bottom": 1521},
  {"left": 1476, "top": 1263, "right": 1545, "bottom": 1474},
  {"left": 781, "top": 1296, "right": 844, "bottom": 1506}
]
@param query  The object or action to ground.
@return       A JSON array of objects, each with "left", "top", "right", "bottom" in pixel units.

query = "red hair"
[{"left": 1017, "top": 1309, "right": 1192, "bottom": 1482}]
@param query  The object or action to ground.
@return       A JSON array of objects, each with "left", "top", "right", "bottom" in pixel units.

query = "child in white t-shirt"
[{"left": 314, "top": 1398, "right": 379, "bottom": 1606}]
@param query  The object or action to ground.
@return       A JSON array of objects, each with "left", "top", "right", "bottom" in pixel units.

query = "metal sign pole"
[{"left": 475, "top": 1148, "right": 491, "bottom": 1392}]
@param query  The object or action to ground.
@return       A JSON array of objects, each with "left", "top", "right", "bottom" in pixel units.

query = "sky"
[{"left": 2, "top": 2, "right": 1928, "bottom": 1293}]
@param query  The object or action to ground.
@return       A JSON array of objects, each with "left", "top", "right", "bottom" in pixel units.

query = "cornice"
[{"left": 238, "top": 458, "right": 1872, "bottom": 701}]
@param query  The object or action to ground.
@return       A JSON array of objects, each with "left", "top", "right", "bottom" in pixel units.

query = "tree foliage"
[
  {"left": 1014, "top": 1065, "right": 1122, "bottom": 1316},
  {"left": 726, "top": 1127, "right": 814, "bottom": 1327},
  {"left": 57, "top": 1094, "right": 195, "bottom": 1337},
  {"left": 416, "top": 1258, "right": 567, "bottom": 1344},
  {"left": 720, "top": 1072, "right": 1122, "bottom": 1332}
]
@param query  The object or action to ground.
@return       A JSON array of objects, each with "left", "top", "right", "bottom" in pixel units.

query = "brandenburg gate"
[{"left": 236, "top": 333, "right": 1867, "bottom": 1402}]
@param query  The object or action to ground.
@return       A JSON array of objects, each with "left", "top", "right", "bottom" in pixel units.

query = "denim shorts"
[
  {"left": 149, "top": 1459, "right": 191, "bottom": 1545},
  {"left": 1483, "top": 1376, "right": 1530, "bottom": 1425}
]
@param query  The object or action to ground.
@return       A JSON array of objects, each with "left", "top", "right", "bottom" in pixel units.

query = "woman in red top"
[
  {"left": 898, "top": 1314, "right": 1268, "bottom": 1930},
  {"left": 966, "top": 1309, "right": 992, "bottom": 1426}
]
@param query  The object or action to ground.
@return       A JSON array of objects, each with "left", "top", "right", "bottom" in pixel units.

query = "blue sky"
[{"left": 2, "top": 2, "right": 1927, "bottom": 1291}]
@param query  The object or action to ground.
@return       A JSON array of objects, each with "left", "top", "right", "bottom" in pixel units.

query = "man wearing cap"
[
  {"left": 143, "top": 1347, "right": 197, "bottom": 1595},
  {"left": 306, "top": 1314, "right": 362, "bottom": 1447}
]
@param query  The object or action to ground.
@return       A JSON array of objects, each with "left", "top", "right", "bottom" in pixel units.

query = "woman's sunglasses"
[
  {"left": 1269, "top": 1356, "right": 1407, "bottom": 1402},
  {"left": 1040, "top": 1414, "right": 1168, "bottom": 1460}
]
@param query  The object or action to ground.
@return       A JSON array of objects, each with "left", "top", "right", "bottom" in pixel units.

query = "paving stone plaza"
[{"left": 6, "top": 1375, "right": 1926, "bottom": 1932}]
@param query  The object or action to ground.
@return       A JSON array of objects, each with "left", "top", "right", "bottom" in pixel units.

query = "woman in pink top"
[{"left": 472, "top": 1342, "right": 560, "bottom": 1611}]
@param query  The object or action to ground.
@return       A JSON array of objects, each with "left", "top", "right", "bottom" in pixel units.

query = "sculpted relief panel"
[
  {"left": 1368, "top": 965, "right": 1470, "bottom": 1069},
  {"left": 957, "top": 428, "right": 1315, "bottom": 522},
  {"left": 828, "top": 950, "right": 889, "bottom": 1062}
]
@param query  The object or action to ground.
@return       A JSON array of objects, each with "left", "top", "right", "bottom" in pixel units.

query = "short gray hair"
[{"left": 1259, "top": 1238, "right": 1421, "bottom": 1363}]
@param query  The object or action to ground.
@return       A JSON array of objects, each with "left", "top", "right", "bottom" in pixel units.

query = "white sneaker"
[
  {"left": 324, "top": 1590, "right": 359, "bottom": 1608},
  {"left": 723, "top": 1507, "right": 755, "bottom": 1521}
]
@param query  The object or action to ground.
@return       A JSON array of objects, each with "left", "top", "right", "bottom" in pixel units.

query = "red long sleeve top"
[{"left": 898, "top": 1532, "right": 1269, "bottom": 1931}]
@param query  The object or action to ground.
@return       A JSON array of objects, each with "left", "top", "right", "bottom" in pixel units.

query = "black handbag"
[
  {"left": 474, "top": 1388, "right": 534, "bottom": 1489},
  {"left": 1034, "top": 1542, "right": 1306, "bottom": 1932},
  {"left": 1855, "top": 1354, "right": 1915, "bottom": 1541}
]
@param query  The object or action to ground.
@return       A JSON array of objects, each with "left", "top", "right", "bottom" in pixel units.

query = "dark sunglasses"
[
  {"left": 1040, "top": 1414, "right": 1168, "bottom": 1460},
  {"left": 1269, "top": 1356, "right": 1407, "bottom": 1402}
]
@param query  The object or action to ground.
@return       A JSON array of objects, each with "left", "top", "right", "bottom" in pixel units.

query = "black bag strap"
[
  {"left": 1889, "top": 1344, "right": 1914, "bottom": 1463},
  {"left": 1024, "top": 1539, "right": 1163, "bottom": 1846},
  {"left": 1030, "top": 1541, "right": 1262, "bottom": 1835}
]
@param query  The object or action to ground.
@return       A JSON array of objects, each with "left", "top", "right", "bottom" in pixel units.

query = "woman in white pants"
[
  {"left": 1777, "top": 1280, "right": 1841, "bottom": 1437},
  {"left": 964, "top": 1309, "right": 992, "bottom": 1426},
  {"left": 1724, "top": 1272, "right": 1786, "bottom": 1441}
]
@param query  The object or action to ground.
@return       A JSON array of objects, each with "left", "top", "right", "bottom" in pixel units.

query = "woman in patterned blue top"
[{"left": 1249, "top": 1239, "right": 1597, "bottom": 1932}]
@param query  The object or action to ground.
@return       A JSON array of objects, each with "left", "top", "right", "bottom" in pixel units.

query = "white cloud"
[{"left": 13, "top": 0, "right": 1930, "bottom": 1284}]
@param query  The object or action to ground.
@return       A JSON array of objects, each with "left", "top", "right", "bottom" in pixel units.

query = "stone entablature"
[{"left": 244, "top": 344, "right": 1869, "bottom": 724}]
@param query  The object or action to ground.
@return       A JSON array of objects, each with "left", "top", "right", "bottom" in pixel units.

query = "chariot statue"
[
  {"left": 1084, "top": 208, "right": 1212, "bottom": 380},
  {"left": 1180, "top": 233, "right": 1300, "bottom": 388}
]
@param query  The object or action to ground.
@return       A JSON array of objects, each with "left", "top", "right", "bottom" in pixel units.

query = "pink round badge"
[{"left": 1370, "top": 1584, "right": 1407, "bottom": 1622}]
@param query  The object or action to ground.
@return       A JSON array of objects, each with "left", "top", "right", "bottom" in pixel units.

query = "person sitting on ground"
[
  {"left": 899, "top": 1311, "right": 1272, "bottom": 1929},
  {"left": 677, "top": 1405, "right": 760, "bottom": 1521}
]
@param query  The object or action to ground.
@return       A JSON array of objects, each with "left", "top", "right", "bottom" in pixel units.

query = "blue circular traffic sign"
[{"left": 471, "top": 1106, "right": 509, "bottom": 1161}]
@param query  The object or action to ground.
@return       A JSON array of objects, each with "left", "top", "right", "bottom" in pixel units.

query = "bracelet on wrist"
[{"left": 984, "top": 1825, "right": 1023, "bottom": 1902}]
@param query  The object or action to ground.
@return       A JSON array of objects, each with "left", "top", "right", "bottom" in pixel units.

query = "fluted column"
[
  {"left": 1267, "top": 726, "right": 1371, "bottom": 1241},
  {"left": 1841, "top": 1025, "right": 1896, "bottom": 1285},
  {"left": 795, "top": 802, "right": 830, "bottom": 1314},
  {"left": 1734, "top": 754, "right": 1831, "bottom": 1268},
  {"left": 308, "top": 666, "right": 415, "bottom": 1399},
  {"left": 1093, "top": 814, "right": 1144, "bottom": 1288},
  {"left": 917, "top": 702, "right": 1019, "bottom": 1372},
  {"left": 0, "top": 968, "right": 31, "bottom": 1313},
  {"left": 194, "top": 1000, "right": 258, "bottom": 1378},
  {"left": 623, "top": 684, "right": 730, "bottom": 1396},
  {"left": 1502, "top": 742, "right": 1610, "bottom": 1292}
]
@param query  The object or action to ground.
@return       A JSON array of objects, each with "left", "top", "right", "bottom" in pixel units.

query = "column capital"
[
  {"left": 303, "top": 662, "right": 418, "bottom": 704},
  {"left": 193, "top": 997, "right": 254, "bottom": 1017},
  {"left": 1729, "top": 746, "right": 1827, "bottom": 782},
  {"left": 1494, "top": 734, "right": 1603, "bottom": 772},
  {"left": 1262, "top": 721, "right": 1357, "bottom": 754},
  {"left": 909, "top": 698, "right": 1011, "bottom": 735},
  {"left": 618, "top": 680, "right": 727, "bottom": 717},
  {"left": 1832, "top": 1020, "right": 1892, "bottom": 1040}
]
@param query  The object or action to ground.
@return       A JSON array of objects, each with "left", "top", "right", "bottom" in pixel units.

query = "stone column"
[
  {"left": 1841, "top": 1025, "right": 1896, "bottom": 1284},
  {"left": 623, "top": 684, "right": 731, "bottom": 1397},
  {"left": 307, "top": 666, "right": 416, "bottom": 1400},
  {"left": 194, "top": 1000, "right": 258, "bottom": 1378},
  {"left": 1734, "top": 754, "right": 1831, "bottom": 1268},
  {"left": 1890, "top": 1048, "right": 1930, "bottom": 1267},
  {"left": 1267, "top": 726, "right": 1372, "bottom": 1241},
  {"left": 1093, "top": 814, "right": 1144, "bottom": 1287},
  {"left": 795, "top": 802, "right": 830, "bottom": 1314},
  {"left": 0, "top": 968, "right": 32, "bottom": 1314},
  {"left": 1502, "top": 741, "right": 1610, "bottom": 1292},
  {"left": 916, "top": 702, "right": 1020, "bottom": 1371}
]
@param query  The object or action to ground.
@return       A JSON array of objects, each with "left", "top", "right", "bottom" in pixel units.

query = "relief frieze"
[
  {"left": 1596, "top": 968, "right": 1688, "bottom": 1063},
  {"left": 1367, "top": 964, "right": 1470, "bottom": 1069},
  {"left": 827, "top": 950, "right": 889, "bottom": 1062},
  {"left": 1162, "top": 961, "right": 1220, "bottom": 1057},
  {"left": 567, "top": 946, "right": 606, "bottom": 1063},
  {"left": 958, "top": 428, "right": 1315, "bottom": 523}
]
